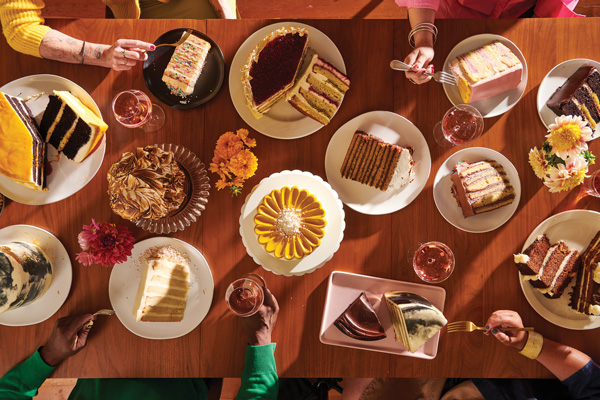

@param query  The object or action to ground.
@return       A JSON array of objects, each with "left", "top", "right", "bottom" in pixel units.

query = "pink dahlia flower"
[{"left": 76, "top": 219, "right": 135, "bottom": 267}]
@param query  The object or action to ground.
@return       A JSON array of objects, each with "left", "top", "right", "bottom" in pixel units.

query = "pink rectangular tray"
[{"left": 319, "top": 271, "right": 446, "bottom": 359}]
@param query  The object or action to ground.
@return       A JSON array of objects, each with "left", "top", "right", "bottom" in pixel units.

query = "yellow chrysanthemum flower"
[
  {"left": 229, "top": 149, "right": 258, "bottom": 180},
  {"left": 543, "top": 156, "right": 588, "bottom": 193},
  {"left": 528, "top": 147, "right": 548, "bottom": 180},
  {"left": 546, "top": 115, "right": 593, "bottom": 159},
  {"left": 216, "top": 131, "right": 245, "bottom": 159}
]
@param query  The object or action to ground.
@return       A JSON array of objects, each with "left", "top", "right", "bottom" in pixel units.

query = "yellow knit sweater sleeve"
[{"left": 0, "top": 0, "right": 51, "bottom": 58}]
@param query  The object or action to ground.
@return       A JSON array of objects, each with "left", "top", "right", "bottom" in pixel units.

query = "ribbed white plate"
[{"left": 239, "top": 170, "right": 345, "bottom": 276}]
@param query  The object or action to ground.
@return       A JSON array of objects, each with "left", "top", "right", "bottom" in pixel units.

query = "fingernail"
[
  {"left": 491, "top": 328, "right": 498, "bottom": 334},
  {"left": 150, "top": 45, "right": 156, "bottom": 50}
]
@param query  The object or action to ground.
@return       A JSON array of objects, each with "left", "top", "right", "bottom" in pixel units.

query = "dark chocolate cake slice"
[
  {"left": 546, "top": 66, "right": 600, "bottom": 131},
  {"left": 570, "top": 231, "right": 600, "bottom": 315},
  {"left": 334, "top": 292, "right": 386, "bottom": 341}
]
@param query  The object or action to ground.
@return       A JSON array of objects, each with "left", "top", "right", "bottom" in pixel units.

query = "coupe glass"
[
  {"left": 225, "top": 274, "right": 266, "bottom": 317},
  {"left": 576, "top": 169, "right": 600, "bottom": 202},
  {"left": 410, "top": 241, "right": 455, "bottom": 283},
  {"left": 433, "top": 104, "right": 483, "bottom": 147},
  {"left": 112, "top": 89, "right": 165, "bottom": 132}
]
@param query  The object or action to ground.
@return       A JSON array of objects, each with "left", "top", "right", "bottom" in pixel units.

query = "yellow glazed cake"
[
  {"left": 254, "top": 186, "right": 326, "bottom": 260},
  {"left": 133, "top": 245, "right": 190, "bottom": 322}
]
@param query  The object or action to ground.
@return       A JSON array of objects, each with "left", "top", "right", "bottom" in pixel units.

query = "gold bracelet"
[
  {"left": 408, "top": 23, "right": 438, "bottom": 48},
  {"left": 518, "top": 331, "right": 544, "bottom": 359}
]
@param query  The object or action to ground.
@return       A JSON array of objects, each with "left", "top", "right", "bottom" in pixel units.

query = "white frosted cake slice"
[
  {"left": 384, "top": 291, "right": 447, "bottom": 353},
  {"left": 133, "top": 246, "right": 190, "bottom": 322},
  {"left": 162, "top": 33, "right": 211, "bottom": 97}
]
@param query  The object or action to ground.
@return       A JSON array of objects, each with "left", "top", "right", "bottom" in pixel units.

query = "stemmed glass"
[
  {"left": 112, "top": 89, "right": 165, "bottom": 132},
  {"left": 433, "top": 104, "right": 484, "bottom": 147},
  {"left": 225, "top": 274, "right": 266, "bottom": 317},
  {"left": 409, "top": 241, "right": 455, "bottom": 283},
  {"left": 576, "top": 169, "right": 600, "bottom": 202}
]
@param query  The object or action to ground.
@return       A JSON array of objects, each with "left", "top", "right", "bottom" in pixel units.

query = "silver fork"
[
  {"left": 143, "top": 29, "right": 193, "bottom": 53},
  {"left": 93, "top": 309, "right": 116, "bottom": 317},
  {"left": 390, "top": 60, "right": 458, "bottom": 85}
]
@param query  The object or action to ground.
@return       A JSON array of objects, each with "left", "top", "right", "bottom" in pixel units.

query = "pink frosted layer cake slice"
[
  {"left": 162, "top": 33, "right": 211, "bottom": 98},
  {"left": 449, "top": 40, "right": 522, "bottom": 104}
]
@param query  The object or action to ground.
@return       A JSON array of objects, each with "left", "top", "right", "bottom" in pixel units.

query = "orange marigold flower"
[
  {"left": 216, "top": 131, "right": 244, "bottom": 159},
  {"left": 229, "top": 149, "right": 258, "bottom": 180},
  {"left": 215, "top": 180, "right": 229, "bottom": 190},
  {"left": 237, "top": 128, "right": 256, "bottom": 148},
  {"left": 232, "top": 176, "right": 245, "bottom": 187}
]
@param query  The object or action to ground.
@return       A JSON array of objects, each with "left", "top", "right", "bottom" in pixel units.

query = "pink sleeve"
[
  {"left": 394, "top": 0, "right": 439, "bottom": 11},
  {"left": 534, "top": 0, "right": 584, "bottom": 17}
]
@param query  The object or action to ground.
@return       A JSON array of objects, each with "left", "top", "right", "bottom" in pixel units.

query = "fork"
[
  {"left": 93, "top": 309, "right": 116, "bottom": 317},
  {"left": 390, "top": 59, "right": 458, "bottom": 85},
  {"left": 146, "top": 29, "right": 193, "bottom": 52},
  {"left": 446, "top": 321, "right": 534, "bottom": 333}
]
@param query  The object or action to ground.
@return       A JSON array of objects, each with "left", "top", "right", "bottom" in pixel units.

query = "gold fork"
[
  {"left": 446, "top": 321, "right": 534, "bottom": 333},
  {"left": 146, "top": 29, "right": 193, "bottom": 52}
]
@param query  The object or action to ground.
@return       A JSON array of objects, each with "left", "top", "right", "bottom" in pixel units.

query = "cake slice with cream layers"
[
  {"left": 0, "top": 92, "right": 46, "bottom": 190},
  {"left": 162, "top": 33, "right": 211, "bottom": 98}
]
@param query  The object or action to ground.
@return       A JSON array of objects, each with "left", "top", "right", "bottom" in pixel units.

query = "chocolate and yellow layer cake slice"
[
  {"left": 570, "top": 231, "right": 600, "bottom": 315},
  {"left": 39, "top": 91, "right": 107, "bottom": 163},
  {"left": 515, "top": 235, "right": 580, "bottom": 299},
  {"left": 133, "top": 246, "right": 190, "bottom": 322},
  {"left": 242, "top": 27, "right": 309, "bottom": 119},
  {"left": 547, "top": 66, "right": 600, "bottom": 131},
  {"left": 334, "top": 292, "right": 386, "bottom": 341},
  {"left": 384, "top": 291, "right": 446, "bottom": 353},
  {"left": 287, "top": 54, "right": 351, "bottom": 125},
  {"left": 162, "top": 33, "right": 211, "bottom": 98},
  {"left": 450, "top": 160, "right": 515, "bottom": 218},
  {"left": 0, "top": 92, "right": 45, "bottom": 190},
  {"left": 340, "top": 131, "right": 414, "bottom": 191}
]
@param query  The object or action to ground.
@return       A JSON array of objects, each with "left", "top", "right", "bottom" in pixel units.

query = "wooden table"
[{"left": 1, "top": 18, "right": 599, "bottom": 379}]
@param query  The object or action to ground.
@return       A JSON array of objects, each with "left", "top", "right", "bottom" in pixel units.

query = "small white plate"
[
  {"left": 108, "top": 237, "right": 214, "bottom": 339},
  {"left": 0, "top": 75, "right": 106, "bottom": 205},
  {"left": 536, "top": 58, "right": 600, "bottom": 130},
  {"left": 325, "top": 111, "right": 431, "bottom": 215},
  {"left": 229, "top": 22, "right": 346, "bottom": 139},
  {"left": 442, "top": 34, "right": 528, "bottom": 118},
  {"left": 320, "top": 271, "right": 446, "bottom": 359},
  {"left": 433, "top": 147, "right": 521, "bottom": 233},
  {"left": 519, "top": 210, "right": 600, "bottom": 330},
  {"left": 0, "top": 225, "right": 72, "bottom": 326},
  {"left": 239, "top": 170, "right": 345, "bottom": 276}
]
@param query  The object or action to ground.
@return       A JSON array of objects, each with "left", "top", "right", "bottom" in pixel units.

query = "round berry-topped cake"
[
  {"left": 241, "top": 27, "right": 309, "bottom": 119},
  {"left": 254, "top": 186, "right": 326, "bottom": 260}
]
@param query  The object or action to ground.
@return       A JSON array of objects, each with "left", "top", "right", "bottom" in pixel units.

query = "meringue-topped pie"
[{"left": 254, "top": 186, "right": 326, "bottom": 260}]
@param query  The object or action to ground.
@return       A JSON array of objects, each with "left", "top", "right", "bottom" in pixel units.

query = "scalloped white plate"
[
  {"left": 442, "top": 34, "right": 528, "bottom": 118},
  {"left": 229, "top": 22, "right": 346, "bottom": 139},
  {"left": 108, "top": 237, "right": 214, "bottom": 339},
  {"left": 239, "top": 170, "right": 345, "bottom": 276},
  {"left": 324, "top": 111, "right": 431, "bottom": 215},
  {"left": 519, "top": 210, "right": 600, "bottom": 330},
  {"left": 0, "top": 75, "right": 106, "bottom": 204},
  {"left": 0, "top": 225, "right": 72, "bottom": 326}
]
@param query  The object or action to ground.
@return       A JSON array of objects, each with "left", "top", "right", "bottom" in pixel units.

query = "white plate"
[
  {"left": 433, "top": 147, "right": 521, "bottom": 233},
  {"left": 519, "top": 210, "right": 600, "bottom": 330},
  {"left": 0, "top": 75, "right": 106, "bottom": 205},
  {"left": 319, "top": 271, "right": 446, "bottom": 359},
  {"left": 536, "top": 58, "right": 600, "bottom": 131},
  {"left": 0, "top": 225, "right": 72, "bottom": 326},
  {"left": 108, "top": 237, "right": 214, "bottom": 340},
  {"left": 442, "top": 34, "right": 528, "bottom": 118},
  {"left": 239, "top": 170, "right": 345, "bottom": 276},
  {"left": 324, "top": 111, "right": 431, "bottom": 215},
  {"left": 229, "top": 22, "right": 346, "bottom": 139}
]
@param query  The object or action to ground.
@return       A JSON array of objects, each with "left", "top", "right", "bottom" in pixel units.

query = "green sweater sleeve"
[
  {"left": 236, "top": 343, "right": 278, "bottom": 400},
  {"left": 0, "top": 348, "right": 55, "bottom": 400}
]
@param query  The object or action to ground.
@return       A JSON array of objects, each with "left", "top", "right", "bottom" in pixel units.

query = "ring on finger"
[
  {"left": 408, "top": 78, "right": 417, "bottom": 85},
  {"left": 122, "top": 49, "right": 127, "bottom": 59}
]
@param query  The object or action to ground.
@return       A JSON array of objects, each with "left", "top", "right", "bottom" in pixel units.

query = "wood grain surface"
[{"left": 0, "top": 18, "right": 599, "bottom": 379}]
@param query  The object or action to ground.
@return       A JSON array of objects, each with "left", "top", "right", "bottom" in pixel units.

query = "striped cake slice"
[
  {"left": 450, "top": 160, "right": 515, "bottom": 217},
  {"left": 133, "top": 246, "right": 190, "bottom": 322},
  {"left": 570, "top": 231, "right": 600, "bottom": 315},
  {"left": 162, "top": 33, "right": 211, "bottom": 97},
  {"left": 340, "top": 131, "right": 414, "bottom": 191}
]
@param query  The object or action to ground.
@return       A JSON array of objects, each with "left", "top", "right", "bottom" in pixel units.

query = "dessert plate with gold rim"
[
  {"left": 441, "top": 34, "right": 528, "bottom": 118},
  {"left": 433, "top": 147, "right": 521, "bottom": 233},
  {"left": 519, "top": 210, "right": 600, "bottom": 330},
  {"left": 143, "top": 28, "right": 225, "bottom": 110},
  {"left": 324, "top": 110, "right": 431, "bottom": 215},
  {"left": 536, "top": 58, "right": 600, "bottom": 131},
  {"left": 0, "top": 225, "right": 72, "bottom": 327},
  {"left": 108, "top": 237, "right": 214, "bottom": 340},
  {"left": 0, "top": 75, "right": 106, "bottom": 205},
  {"left": 239, "top": 170, "right": 345, "bottom": 276},
  {"left": 320, "top": 271, "right": 446, "bottom": 359},
  {"left": 229, "top": 22, "right": 346, "bottom": 139}
]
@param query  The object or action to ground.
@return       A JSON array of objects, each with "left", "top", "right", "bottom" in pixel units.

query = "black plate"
[{"left": 142, "top": 28, "right": 225, "bottom": 110}]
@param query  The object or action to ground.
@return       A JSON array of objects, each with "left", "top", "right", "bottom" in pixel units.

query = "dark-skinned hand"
[
  {"left": 241, "top": 288, "right": 279, "bottom": 346},
  {"left": 39, "top": 314, "right": 94, "bottom": 366}
]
